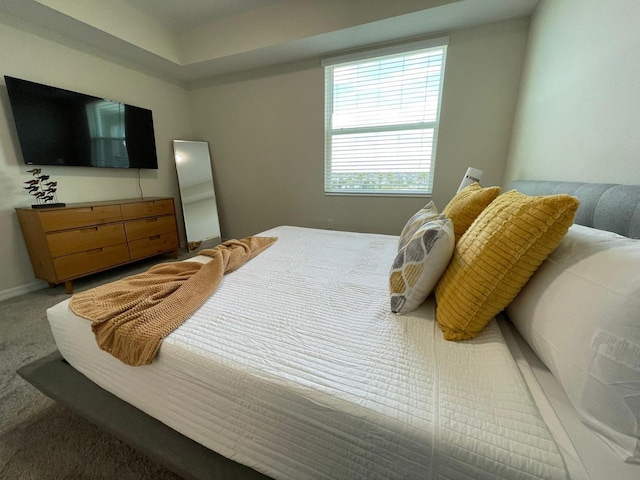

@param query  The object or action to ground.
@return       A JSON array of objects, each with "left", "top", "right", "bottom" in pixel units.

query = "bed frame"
[
  {"left": 509, "top": 180, "right": 640, "bottom": 237},
  {"left": 18, "top": 351, "right": 269, "bottom": 480},
  {"left": 18, "top": 180, "right": 640, "bottom": 480}
]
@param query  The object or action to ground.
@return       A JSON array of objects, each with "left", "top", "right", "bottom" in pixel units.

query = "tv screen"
[{"left": 4, "top": 76, "right": 158, "bottom": 169}]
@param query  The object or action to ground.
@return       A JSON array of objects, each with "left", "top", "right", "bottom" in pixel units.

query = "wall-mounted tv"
[{"left": 4, "top": 76, "right": 158, "bottom": 169}]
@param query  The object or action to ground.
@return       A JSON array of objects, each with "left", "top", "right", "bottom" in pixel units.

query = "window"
[
  {"left": 86, "top": 101, "right": 128, "bottom": 167},
  {"left": 323, "top": 37, "right": 448, "bottom": 195}
]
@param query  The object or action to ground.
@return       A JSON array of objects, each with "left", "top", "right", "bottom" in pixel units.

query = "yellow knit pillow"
[
  {"left": 435, "top": 190, "right": 579, "bottom": 341},
  {"left": 442, "top": 183, "right": 501, "bottom": 242}
]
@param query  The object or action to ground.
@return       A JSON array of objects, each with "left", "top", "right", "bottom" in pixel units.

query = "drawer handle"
[
  {"left": 87, "top": 248, "right": 104, "bottom": 254},
  {"left": 146, "top": 217, "right": 159, "bottom": 222},
  {"left": 150, "top": 235, "right": 160, "bottom": 240},
  {"left": 80, "top": 227, "right": 99, "bottom": 233},
  {"left": 76, "top": 207, "right": 95, "bottom": 213}
]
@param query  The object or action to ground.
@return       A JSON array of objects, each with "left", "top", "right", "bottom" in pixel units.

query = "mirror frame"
[{"left": 173, "top": 140, "right": 221, "bottom": 251}]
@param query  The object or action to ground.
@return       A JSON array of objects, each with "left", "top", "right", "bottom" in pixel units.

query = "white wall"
[
  {"left": 189, "top": 18, "right": 529, "bottom": 240},
  {"left": 0, "top": 21, "right": 193, "bottom": 299},
  {"left": 0, "top": 15, "right": 531, "bottom": 299},
  {"left": 504, "top": 0, "right": 640, "bottom": 186}
]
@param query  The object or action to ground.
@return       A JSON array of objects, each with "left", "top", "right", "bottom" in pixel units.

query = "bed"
[{"left": 18, "top": 180, "right": 640, "bottom": 480}]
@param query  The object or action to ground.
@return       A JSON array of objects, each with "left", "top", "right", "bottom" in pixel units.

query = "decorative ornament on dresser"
[{"left": 24, "top": 168, "right": 65, "bottom": 209}]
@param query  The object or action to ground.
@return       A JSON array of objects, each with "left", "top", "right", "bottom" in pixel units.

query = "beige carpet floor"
[{"left": 0, "top": 254, "right": 193, "bottom": 479}]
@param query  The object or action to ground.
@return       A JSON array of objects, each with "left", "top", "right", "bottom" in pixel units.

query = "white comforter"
[{"left": 48, "top": 226, "right": 568, "bottom": 479}]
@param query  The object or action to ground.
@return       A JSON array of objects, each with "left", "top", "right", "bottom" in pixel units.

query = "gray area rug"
[{"left": 0, "top": 255, "right": 192, "bottom": 479}]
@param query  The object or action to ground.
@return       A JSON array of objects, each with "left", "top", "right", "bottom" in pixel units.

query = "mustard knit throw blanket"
[{"left": 69, "top": 236, "right": 277, "bottom": 366}]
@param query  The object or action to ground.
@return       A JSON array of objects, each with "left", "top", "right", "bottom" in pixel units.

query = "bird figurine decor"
[{"left": 24, "top": 168, "right": 65, "bottom": 208}]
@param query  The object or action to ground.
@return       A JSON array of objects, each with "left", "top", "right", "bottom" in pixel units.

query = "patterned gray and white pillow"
[
  {"left": 398, "top": 201, "right": 440, "bottom": 251},
  {"left": 390, "top": 215, "right": 455, "bottom": 315}
]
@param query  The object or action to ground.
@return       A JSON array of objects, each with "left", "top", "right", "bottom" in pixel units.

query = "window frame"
[{"left": 322, "top": 37, "right": 449, "bottom": 197}]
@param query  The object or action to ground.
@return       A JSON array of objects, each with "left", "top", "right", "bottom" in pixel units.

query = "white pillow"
[
  {"left": 390, "top": 215, "right": 454, "bottom": 315},
  {"left": 398, "top": 201, "right": 439, "bottom": 251},
  {"left": 507, "top": 224, "right": 640, "bottom": 462}
]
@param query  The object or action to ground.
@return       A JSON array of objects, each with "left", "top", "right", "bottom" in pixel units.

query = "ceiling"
[
  {"left": 123, "top": 0, "right": 288, "bottom": 32},
  {"left": 0, "top": 0, "right": 539, "bottom": 85}
]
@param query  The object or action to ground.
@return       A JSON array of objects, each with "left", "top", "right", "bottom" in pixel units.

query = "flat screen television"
[{"left": 4, "top": 76, "right": 158, "bottom": 169}]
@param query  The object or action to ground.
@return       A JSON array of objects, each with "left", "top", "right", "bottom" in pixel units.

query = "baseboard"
[{"left": 0, "top": 280, "right": 46, "bottom": 302}]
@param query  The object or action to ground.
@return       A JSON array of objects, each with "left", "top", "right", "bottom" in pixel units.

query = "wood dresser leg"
[
  {"left": 48, "top": 282, "right": 56, "bottom": 289},
  {"left": 64, "top": 280, "right": 74, "bottom": 294},
  {"left": 172, "top": 248, "right": 178, "bottom": 259}
]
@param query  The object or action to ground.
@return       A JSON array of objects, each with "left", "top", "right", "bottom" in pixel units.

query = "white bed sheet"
[
  {"left": 499, "top": 318, "right": 640, "bottom": 480},
  {"left": 48, "top": 226, "right": 571, "bottom": 480}
]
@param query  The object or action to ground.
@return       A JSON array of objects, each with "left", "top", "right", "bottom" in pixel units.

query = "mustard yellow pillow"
[
  {"left": 435, "top": 190, "right": 579, "bottom": 341},
  {"left": 442, "top": 183, "right": 501, "bottom": 242}
]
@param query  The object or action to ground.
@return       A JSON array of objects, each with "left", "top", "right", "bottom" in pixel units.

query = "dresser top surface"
[{"left": 16, "top": 197, "right": 172, "bottom": 212}]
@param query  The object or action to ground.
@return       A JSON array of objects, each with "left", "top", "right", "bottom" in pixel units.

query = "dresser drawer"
[
  {"left": 47, "top": 223, "right": 127, "bottom": 257},
  {"left": 125, "top": 215, "right": 176, "bottom": 242},
  {"left": 53, "top": 243, "right": 130, "bottom": 280},
  {"left": 128, "top": 231, "right": 179, "bottom": 260},
  {"left": 39, "top": 205, "right": 122, "bottom": 232},
  {"left": 121, "top": 199, "right": 174, "bottom": 221}
]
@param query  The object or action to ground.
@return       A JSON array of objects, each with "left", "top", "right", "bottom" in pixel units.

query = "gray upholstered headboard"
[{"left": 508, "top": 180, "right": 640, "bottom": 238}]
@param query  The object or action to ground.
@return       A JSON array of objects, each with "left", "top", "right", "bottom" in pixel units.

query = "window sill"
[{"left": 324, "top": 192, "right": 432, "bottom": 198}]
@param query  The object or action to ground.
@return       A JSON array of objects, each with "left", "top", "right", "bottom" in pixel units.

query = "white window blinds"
[{"left": 323, "top": 37, "right": 448, "bottom": 195}]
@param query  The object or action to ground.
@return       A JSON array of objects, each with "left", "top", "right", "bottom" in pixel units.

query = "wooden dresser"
[{"left": 16, "top": 197, "right": 179, "bottom": 293}]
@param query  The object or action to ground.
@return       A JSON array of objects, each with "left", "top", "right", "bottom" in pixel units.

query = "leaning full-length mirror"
[{"left": 173, "top": 140, "right": 221, "bottom": 251}]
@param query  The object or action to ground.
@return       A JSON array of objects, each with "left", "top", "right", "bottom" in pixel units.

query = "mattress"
[{"left": 48, "top": 226, "right": 570, "bottom": 480}]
